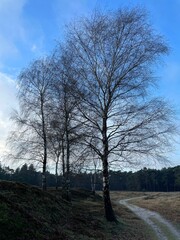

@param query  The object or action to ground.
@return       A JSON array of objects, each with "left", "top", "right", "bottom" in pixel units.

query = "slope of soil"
[{"left": 0, "top": 181, "right": 157, "bottom": 240}]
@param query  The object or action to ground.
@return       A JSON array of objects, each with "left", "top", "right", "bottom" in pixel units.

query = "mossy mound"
[{"left": 0, "top": 181, "right": 115, "bottom": 240}]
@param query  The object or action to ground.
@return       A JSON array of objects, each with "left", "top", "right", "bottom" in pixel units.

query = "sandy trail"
[{"left": 119, "top": 197, "right": 180, "bottom": 240}]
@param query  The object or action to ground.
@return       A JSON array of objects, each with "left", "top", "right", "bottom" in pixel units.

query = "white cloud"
[
  {"left": 0, "top": 72, "right": 17, "bottom": 109},
  {"left": 0, "top": 72, "right": 17, "bottom": 156},
  {"left": 0, "top": 1, "right": 27, "bottom": 159}
]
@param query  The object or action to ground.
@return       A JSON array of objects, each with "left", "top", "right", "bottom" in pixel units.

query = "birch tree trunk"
[
  {"left": 102, "top": 116, "right": 116, "bottom": 221},
  {"left": 41, "top": 94, "right": 47, "bottom": 191}
]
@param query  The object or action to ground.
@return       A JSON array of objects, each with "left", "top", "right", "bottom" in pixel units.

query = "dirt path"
[{"left": 119, "top": 197, "right": 180, "bottom": 240}]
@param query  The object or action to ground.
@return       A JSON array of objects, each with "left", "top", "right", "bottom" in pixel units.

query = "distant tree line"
[{"left": 0, "top": 163, "right": 179, "bottom": 192}]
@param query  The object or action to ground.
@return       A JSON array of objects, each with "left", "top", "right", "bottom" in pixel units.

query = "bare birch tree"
[
  {"left": 50, "top": 51, "right": 85, "bottom": 200},
  {"left": 64, "top": 8, "right": 177, "bottom": 221},
  {"left": 10, "top": 58, "right": 55, "bottom": 190},
  {"left": 48, "top": 118, "right": 65, "bottom": 190}
]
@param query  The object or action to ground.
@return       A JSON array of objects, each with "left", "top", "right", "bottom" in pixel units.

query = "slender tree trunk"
[
  {"left": 41, "top": 94, "right": 47, "bottom": 191},
  {"left": 91, "top": 169, "right": 97, "bottom": 195},
  {"left": 62, "top": 108, "right": 71, "bottom": 201},
  {"left": 62, "top": 139, "right": 65, "bottom": 176},
  {"left": 61, "top": 138, "right": 66, "bottom": 194},
  {"left": 102, "top": 116, "right": 116, "bottom": 221},
  {"left": 93, "top": 170, "right": 97, "bottom": 195},
  {"left": 42, "top": 168, "right": 46, "bottom": 191},
  {"left": 91, "top": 173, "right": 95, "bottom": 195},
  {"left": 42, "top": 133, "right": 47, "bottom": 190},
  {"left": 55, "top": 155, "right": 59, "bottom": 190},
  {"left": 42, "top": 138, "right": 47, "bottom": 190},
  {"left": 65, "top": 122, "right": 71, "bottom": 201}
]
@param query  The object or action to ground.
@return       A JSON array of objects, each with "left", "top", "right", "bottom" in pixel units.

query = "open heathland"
[
  {"left": 128, "top": 192, "right": 180, "bottom": 229},
  {"left": 111, "top": 191, "right": 180, "bottom": 228},
  {"left": 0, "top": 181, "right": 157, "bottom": 240},
  {"left": 111, "top": 191, "right": 180, "bottom": 239}
]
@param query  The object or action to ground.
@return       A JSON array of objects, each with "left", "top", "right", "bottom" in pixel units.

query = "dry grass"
[
  {"left": 110, "top": 191, "right": 180, "bottom": 230},
  {"left": 129, "top": 192, "right": 180, "bottom": 229},
  {"left": 110, "top": 191, "right": 147, "bottom": 200}
]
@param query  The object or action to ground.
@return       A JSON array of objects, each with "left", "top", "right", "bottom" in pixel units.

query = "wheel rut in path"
[{"left": 119, "top": 197, "right": 180, "bottom": 240}]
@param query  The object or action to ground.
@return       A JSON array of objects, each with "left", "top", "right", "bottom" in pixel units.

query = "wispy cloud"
[
  {"left": 0, "top": 72, "right": 17, "bottom": 110},
  {"left": 0, "top": 72, "right": 17, "bottom": 156},
  {"left": 0, "top": 0, "right": 26, "bottom": 158}
]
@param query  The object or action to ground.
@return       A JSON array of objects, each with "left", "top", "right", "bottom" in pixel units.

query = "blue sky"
[{"left": 0, "top": 0, "right": 180, "bottom": 168}]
